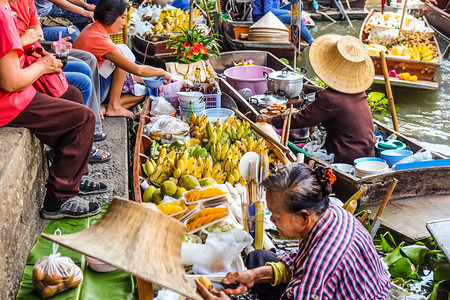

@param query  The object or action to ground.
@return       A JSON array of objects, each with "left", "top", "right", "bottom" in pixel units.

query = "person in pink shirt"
[
  {"left": 74, "top": 0, "right": 172, "bottom": 120},
  {"left": 0, "top": 0, "right": 101, "bottom": 219}
]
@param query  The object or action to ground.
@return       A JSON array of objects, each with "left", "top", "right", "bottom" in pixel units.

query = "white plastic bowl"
[
  {"left": 85, "top": 256, "right": 117, "bottom": 273},
  {"left": 355, "top": 161, "right": 389, "bottom": 178},
  {"left": 201, "top": 108, "right": 235, "bottom": 124}
]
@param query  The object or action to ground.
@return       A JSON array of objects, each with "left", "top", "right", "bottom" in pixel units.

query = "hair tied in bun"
[{"left": 323, "top": 168, "right": 337, "bottom": 186}]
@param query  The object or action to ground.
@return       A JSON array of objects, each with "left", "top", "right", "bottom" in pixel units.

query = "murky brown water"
[{"left": 298, "top": 19, "right": 449, "bottom": 156}]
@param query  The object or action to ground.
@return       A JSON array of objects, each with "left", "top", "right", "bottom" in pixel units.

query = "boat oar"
[
  {"left": 379, "top": 51, "right": 400, "bottom": 132},
  {"left": 397, "top": 0, "right": 409, "bottom": 38},
  {"left": 443, "top": 44, "right": 450, "bottom": 59},
  {"left": 189, "top": 0, "right": 194, "bottom": 29},
  {"left": 200, "top": 0, "right": 215, "bottom": 35},
  {"left": 333, "top": 0, "right": 353, "bottom": 27},
  {"left": 284, "top": 104, "right": 294, "bottom": 147},
  {"left": 312, "top": 0, "right": 336, "bottom": 23},
  {"left": 370, "top": 179, "right": 398, "bottom": 232}
]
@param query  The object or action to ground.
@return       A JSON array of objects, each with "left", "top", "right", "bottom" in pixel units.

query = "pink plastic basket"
[{"left": 158, "top": 81, "right": 221, "bottom": 110}]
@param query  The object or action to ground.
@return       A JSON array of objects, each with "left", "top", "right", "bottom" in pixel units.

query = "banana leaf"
[{"left": 16, "top": 205, "right": 138, "bottom": 300}]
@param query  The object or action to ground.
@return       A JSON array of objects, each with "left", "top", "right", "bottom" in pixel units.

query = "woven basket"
[{"left": 110, "top": 32, "right": 125, "bottom": 44}]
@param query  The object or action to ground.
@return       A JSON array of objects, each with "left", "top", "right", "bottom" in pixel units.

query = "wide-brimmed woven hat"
[{"left": 309, "top": 34, "right": 374, "bottom": 94}]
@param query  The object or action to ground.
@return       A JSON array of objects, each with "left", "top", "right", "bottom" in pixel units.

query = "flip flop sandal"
[
  {"left": 40, "top": 196, "right": 101, "bottom": 220},
  {"left": 89, "top": 147, "right": 111, "bottom": 164},
  {"left": 79, "top": 176, "right": 108, "bottom": 195},
  {"left": 94, "top": 132, "right": 107, "bottom": 142}
]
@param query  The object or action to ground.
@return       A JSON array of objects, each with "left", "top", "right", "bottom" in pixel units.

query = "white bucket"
[{"left": 179, "top": 101, "right": 205, "bottom": 121}]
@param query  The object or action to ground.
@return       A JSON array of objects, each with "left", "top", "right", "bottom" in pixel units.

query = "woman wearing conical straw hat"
[{"left": 258, "top": 34, "right": 377, "bottom": 165}]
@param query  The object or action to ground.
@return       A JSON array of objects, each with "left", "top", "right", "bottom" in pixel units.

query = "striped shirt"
[{"left": 278, "top": 205, "right": 390, "bottom": 300}]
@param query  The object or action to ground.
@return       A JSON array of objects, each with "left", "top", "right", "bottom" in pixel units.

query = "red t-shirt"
[
  {"left": 0, "top": 5, "right": 36, "bottom": 127},
  {"left": 8, "top": 0, "right": 40, "bottom": 35},
  {"left": 73, "top": 21, "right": 117, "bottom": 67}
]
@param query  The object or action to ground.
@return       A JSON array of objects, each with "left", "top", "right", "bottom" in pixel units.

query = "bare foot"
[
  {"left": 100, "top": 105, "right": 106, "bottom": 120},
  {"left": 105, "top": 106, "right": 136, "bottom": 120}
]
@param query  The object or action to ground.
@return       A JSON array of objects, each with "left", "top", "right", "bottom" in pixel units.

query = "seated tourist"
[
  {"left": 73, "top": 0, "right": 172, "bottom": 120},
  {"left": 1, "top": 0, "right": 103, "bottom": 219}
]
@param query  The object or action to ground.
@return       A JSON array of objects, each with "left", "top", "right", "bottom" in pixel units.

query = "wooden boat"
[
  {"left": 222, "top": 19, "right": 309, "bottom": 60},
  {"left": 360, "top": 9, "right": 442, "bottom": 90},
  {"left": 208, "top": 50, "right": 322, "bottom": 92},
  {"left": 421, "top": 1, "right": 450, "bottom": 39}
]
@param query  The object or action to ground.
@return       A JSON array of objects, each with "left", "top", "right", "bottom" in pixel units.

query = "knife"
[{"left": 210, "top": 280, "right": 239, "bottom": 290}]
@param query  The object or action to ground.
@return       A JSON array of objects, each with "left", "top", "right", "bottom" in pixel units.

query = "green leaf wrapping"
[{"left": 16, "top": 205, "right": 138, "bottom": 300}]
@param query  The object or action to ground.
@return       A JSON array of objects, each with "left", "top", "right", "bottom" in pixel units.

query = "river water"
[{"left": 298, "top": 20, "right": 450, "bottom": 156}]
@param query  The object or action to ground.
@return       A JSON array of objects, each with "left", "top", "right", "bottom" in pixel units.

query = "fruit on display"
[
  {"left": 151, "top": 8, "right": 202, "bottom": 36},
  {"left": 398, "top": 72, "right": 418, "bottom": 82},
  {"left": 199, "top": 178, "right": 217, "bottom": 186},
  {"left": 161, "top": 180, "right": 178, "bottom": 197},
  {"left": 179, "top": 175, "right": 200, "bottom": 190},
  {"left": 184, "top": 184, "right": 228, "bottom": 202},
  {"left": 143, "top": 185, "right": 157, "bottom": 203},
  {"left": 198, "top": 276, "right": 212, "bottom": 290},
  {"left": 186, "top": 207, "right": 228, "bottom": 232},
  {"left": 157, "top": 201, "right": 185, "bottom": 216}
]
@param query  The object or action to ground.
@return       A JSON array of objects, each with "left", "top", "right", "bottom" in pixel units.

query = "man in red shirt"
[{"left": 0, "top": 0, "right": 101, "bottom": 219}]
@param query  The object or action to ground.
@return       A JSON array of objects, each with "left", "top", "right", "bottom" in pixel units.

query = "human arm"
[
  {"left": 195, "top": 279, "right": 230, "bottom": 300},
  {"left": 48, "top": 0, "right": 94, "bottom": 20},
  {"left": 103, "top": 49, "right": 172, "bottom": 82},
  {"left": 266, "top": 261, "right": 291, "bottom": 285},
  {"left": 20, "top": 29, "right": 44, "bottom": 47},
  {"left": 67, "top": 0, "right": 95, "bottom": 11},
  {"left": 0, "top": 51, "right": 62, "bottom": 92},
  {"left": 220, "top": 266, "right": 275, "bottom": 295}
]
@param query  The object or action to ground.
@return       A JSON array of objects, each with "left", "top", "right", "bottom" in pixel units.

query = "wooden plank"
[
  {"left": 427, "top": 219, "right": 450, "bottom": 261},
  {"left": 362, "top": 194, "right": 450, "bottom": 241}
]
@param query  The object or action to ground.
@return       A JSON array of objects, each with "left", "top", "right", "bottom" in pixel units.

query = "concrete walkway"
[{"left": 0, "top": 116, "right": 129, "bottom": 299}]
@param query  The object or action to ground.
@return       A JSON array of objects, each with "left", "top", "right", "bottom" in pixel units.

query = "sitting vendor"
[
  {"left": 257, "top": 34, "right": 376, "bottom": 164},
  {"left": 196, "top": 163, "right": 390, "bottom": 300},
  {"left": 252, "top": 0, "right": 314, "bottom": 45}
]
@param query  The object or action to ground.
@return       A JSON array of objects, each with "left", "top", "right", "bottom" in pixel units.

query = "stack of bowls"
[
  {"left": 380, "top": 149, "right": 413, "bottom": 167},
  {"left": 177, "top": 91, "right": 205, "bottom": 120},
  {"left": 375, "top": 140, "right": 406, "bottom": 157},
  {"left": 353, "top": 157, "right": 387, "bottom": 165},
  {"left": 354, "top": 161, "right": 389, "bottom": 178}
]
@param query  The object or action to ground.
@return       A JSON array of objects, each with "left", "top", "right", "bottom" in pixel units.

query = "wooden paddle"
[
  {"left": 379, "top": 51, "right": 400, "bottom": 132},
  {"left": 370, "top": 179, "right": 398, "bottom": 232},
  {"left": 284, "top": 104, "right": 294, "bottom": 147},
  {"left": 398, "top": 0, "right": 409, "bottom": 38}
]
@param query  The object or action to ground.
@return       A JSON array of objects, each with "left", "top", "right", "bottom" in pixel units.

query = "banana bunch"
[
  {"left": 236, "top": 137, "right": 269, "bottom": 156},
  {"left": 406, "top": 43, "right": 437, "bottom": 61},
  {"left": 224, "top": 158, "right": 246, "bottom": 186},
  {"left": 152, "top": 8, "right": 202, "bottom": 36},
  {"left": 188, "top": 145, "right": 208, "bottom": 158}
]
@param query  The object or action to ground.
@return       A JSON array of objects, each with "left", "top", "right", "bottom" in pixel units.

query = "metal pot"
[
  {"left": 248, "top": 91, "right": 287, "bottom": 107},
  {"left": 264, "top": 68, "right": 307, "bottom": 98}
]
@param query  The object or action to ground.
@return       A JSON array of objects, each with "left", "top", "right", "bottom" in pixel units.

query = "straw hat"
[
  {"left": 309, "top": 34, "right": 375, "bottom": 94},
  {"left": 250, "top": 11, "right": 288, "bottom": 32}
]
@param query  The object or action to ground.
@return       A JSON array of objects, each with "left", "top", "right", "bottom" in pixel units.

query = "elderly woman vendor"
[
  {"left": 257, "top": 34, "right": 377, "bottom": 165},
  {"left": 195, "top": 163, "right": 390, "bottom": 300}
]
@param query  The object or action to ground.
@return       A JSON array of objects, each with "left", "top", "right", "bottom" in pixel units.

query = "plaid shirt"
[{"left": 278, "top": 205, "right": 390, "bottom": 300}]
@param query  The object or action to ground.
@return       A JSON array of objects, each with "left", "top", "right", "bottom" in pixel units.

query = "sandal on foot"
[
  {"left": 94, "top": 132, "right": 107, "bottom": 142},
  {"left": 40, "top": 196, "right": 101, "bottom": 220},
  {"left": 79, "top": 176, "right": 108, "bottom": 195},
  {"left": 89, "top": 147, "right": 111, "bottom": 164}
]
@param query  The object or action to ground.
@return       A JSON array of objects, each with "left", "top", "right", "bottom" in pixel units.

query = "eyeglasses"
[{"left": 24, "top": 45, "right": 43, "bottom": 56}]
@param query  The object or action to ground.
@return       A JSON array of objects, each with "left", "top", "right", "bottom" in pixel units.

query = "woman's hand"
[
  {"left": 37, "top": 54, "right": 63, "bottom": 74},
  {"left": 256, "top": 114, "right": 273, "bottom": 123},
  {"left": 222, "top": 270, "right": 256, "bottom": 296},
  {"left": 161, "top": 70, "right": 172, "bottom": 84},
  {"left": 21, "top": 29, "right": 43, "bottom": 46},
  {"left": 51, "top": 37, "right": 72, "bottom": 52},
  {"left": 195, "top": 279, "right": 230, "bottom": 300},
  {"left": 80, "top": 10, "right": 95, "bottom": 22}
]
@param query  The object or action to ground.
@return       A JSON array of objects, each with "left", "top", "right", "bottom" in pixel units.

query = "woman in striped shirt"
[{"left": 196, "top": 163, "right": 391, "bottom": 300}]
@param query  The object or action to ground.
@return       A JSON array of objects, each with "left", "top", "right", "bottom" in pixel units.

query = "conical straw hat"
[
  {"left": 309, "top": 34, "right": 375, "bottom": 94},
  {"left": 42, "top": 197, "right": 200, "bottom": 300},
  {"left": 250, "top": 11, "right": 288, "bottom": 32}
]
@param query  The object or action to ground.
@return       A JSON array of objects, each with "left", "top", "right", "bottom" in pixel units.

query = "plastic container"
[
  {"left": 380, "top": 149, "right": 413, "bottom": 167},
  {"left": 85, "top": 256, "right": 117, "bottom": 272},
  {"left": 375, "top": 140, "right": 407, "bottom": 157},
  {"left": 179, "top": 101, "right": 206, "bottom": 121},
  {"left": 200, "top": 108, "right": 235, "bottom": 124},
  {"left": 353, "top": 157, "right": 387, "bottom": 166},
  {"left": 177, "top": 91, "right": 204, "bottom": 104},
  {"left": 161, "top": 81, "right": 221, "bottom": 109},
  {"left": 224, "top": 66, "right": 274, "bottom": 95},
  {"left": 355, "top": 161, "right": 389, "bottom": 178},
  {"left": 142, "top": 76, "right": 166, "bottom": 88}
]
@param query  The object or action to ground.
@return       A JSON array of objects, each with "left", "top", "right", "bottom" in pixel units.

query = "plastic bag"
[
  {"left": 193, "top": 228, "right": 252, "bottom": 275},
  {"left": 32, "top": 229, "right": 83, "bottom": 298},
  {"left": 149, "top": 115, "right": 190, "bottom": 143},
  {"left": 150, "top": 96, "right": 176, "bottom": 116},
  {"left": 155, "top": 288, "right": 183, "bottom": 300}
]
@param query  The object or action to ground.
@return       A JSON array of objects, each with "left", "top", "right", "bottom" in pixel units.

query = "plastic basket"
[
  {"left": 159, "top": 81, "right": 222, "bottom": 109},
  {"left": 110, "top": 33, "right": 124, "bottom": 45}
]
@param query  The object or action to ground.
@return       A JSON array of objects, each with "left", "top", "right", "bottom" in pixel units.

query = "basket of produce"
[{"left": 185, "top": 206, "right": 229, "bottom": 233}]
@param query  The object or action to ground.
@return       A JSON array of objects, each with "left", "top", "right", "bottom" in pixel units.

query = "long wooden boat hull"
[
  {"left": 308, "top": 9, "right": 368, "bottom": 20},
  {"left": 421, "top": 2, "right": 450, "bottom": 39},
  {"left": 360, "top": 9, "right": 442, "bottom": 90}
]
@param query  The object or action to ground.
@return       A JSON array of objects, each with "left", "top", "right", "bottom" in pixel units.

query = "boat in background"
[
  {"left": 360, "top": 9, "right": 442, "bottom": 90},
  {"left": 421, "top": 1, "right": 450, "bottom": 39},
  {"left": 302, "top": 0, "right": 368, "bottom": 19}
]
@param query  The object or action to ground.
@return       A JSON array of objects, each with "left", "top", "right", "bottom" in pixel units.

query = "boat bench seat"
[{"left": 0, "top": 127, "right": 48, "bottom": 299}]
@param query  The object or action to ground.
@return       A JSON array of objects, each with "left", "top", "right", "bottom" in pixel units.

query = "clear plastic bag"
[
  {"left": 149, "top": 115, "right": 190, "bottom": 144},
  {"left": 150, "top": 96, "right": 176, "bottom": 117},
  {"left": 32, "top": 229, "right": 83, "bottom": 299}
]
